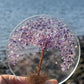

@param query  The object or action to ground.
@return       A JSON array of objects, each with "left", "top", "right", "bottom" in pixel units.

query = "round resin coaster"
[{"left": 6, "top": 15, "right": 80, "bottom": 84}]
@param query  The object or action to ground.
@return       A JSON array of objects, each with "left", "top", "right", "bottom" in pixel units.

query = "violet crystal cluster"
[{"left": 7, "top": 15, "right": 78, "bottom": 71}]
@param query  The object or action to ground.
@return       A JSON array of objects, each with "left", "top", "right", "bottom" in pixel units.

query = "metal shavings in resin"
[{"left": 7, "top": 15, "right": 78, "bottom": 71}]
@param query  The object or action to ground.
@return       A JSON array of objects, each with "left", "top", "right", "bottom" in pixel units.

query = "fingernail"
[
  {"left": 45, "top": 80, "right": 53, "bottom": 84},
  {"left": 45, "top": 79, "right": 58, "bottom": 84}
]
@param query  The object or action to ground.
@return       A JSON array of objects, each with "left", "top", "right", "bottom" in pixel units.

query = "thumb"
[{"left": 45, "top": 79, "right": 58, "bottom": 84}]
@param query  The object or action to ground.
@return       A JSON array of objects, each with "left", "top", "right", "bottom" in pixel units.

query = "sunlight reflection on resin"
[{"left": 6, "top": 15, "right": 80, "bottom": 84}]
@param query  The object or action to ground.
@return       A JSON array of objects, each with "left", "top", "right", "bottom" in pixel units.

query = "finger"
[
  {"left": 50, "top": 79, "right": 58, "bottom": 84},
  {"left": 0, "top": 75, "right": 30, "bottom": 84},
  {"left": 45, "top": 79, "right": 58, "bottom": 84},
  {"left": 0, "top": 75, "right": 7, "bottom": 84}
]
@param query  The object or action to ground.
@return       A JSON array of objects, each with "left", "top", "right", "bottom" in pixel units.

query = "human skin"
[{"left": 0, "top": 75, "right": 58, "bottom": 84}]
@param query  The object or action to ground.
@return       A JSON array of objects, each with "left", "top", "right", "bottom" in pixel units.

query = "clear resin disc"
[{"left": 6, "top": 15, "right": 80, "bottom": 84}]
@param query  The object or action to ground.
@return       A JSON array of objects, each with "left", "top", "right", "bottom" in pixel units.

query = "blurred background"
[{"left": 0, "top": 0, "right": 84, "bottom": 84}]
